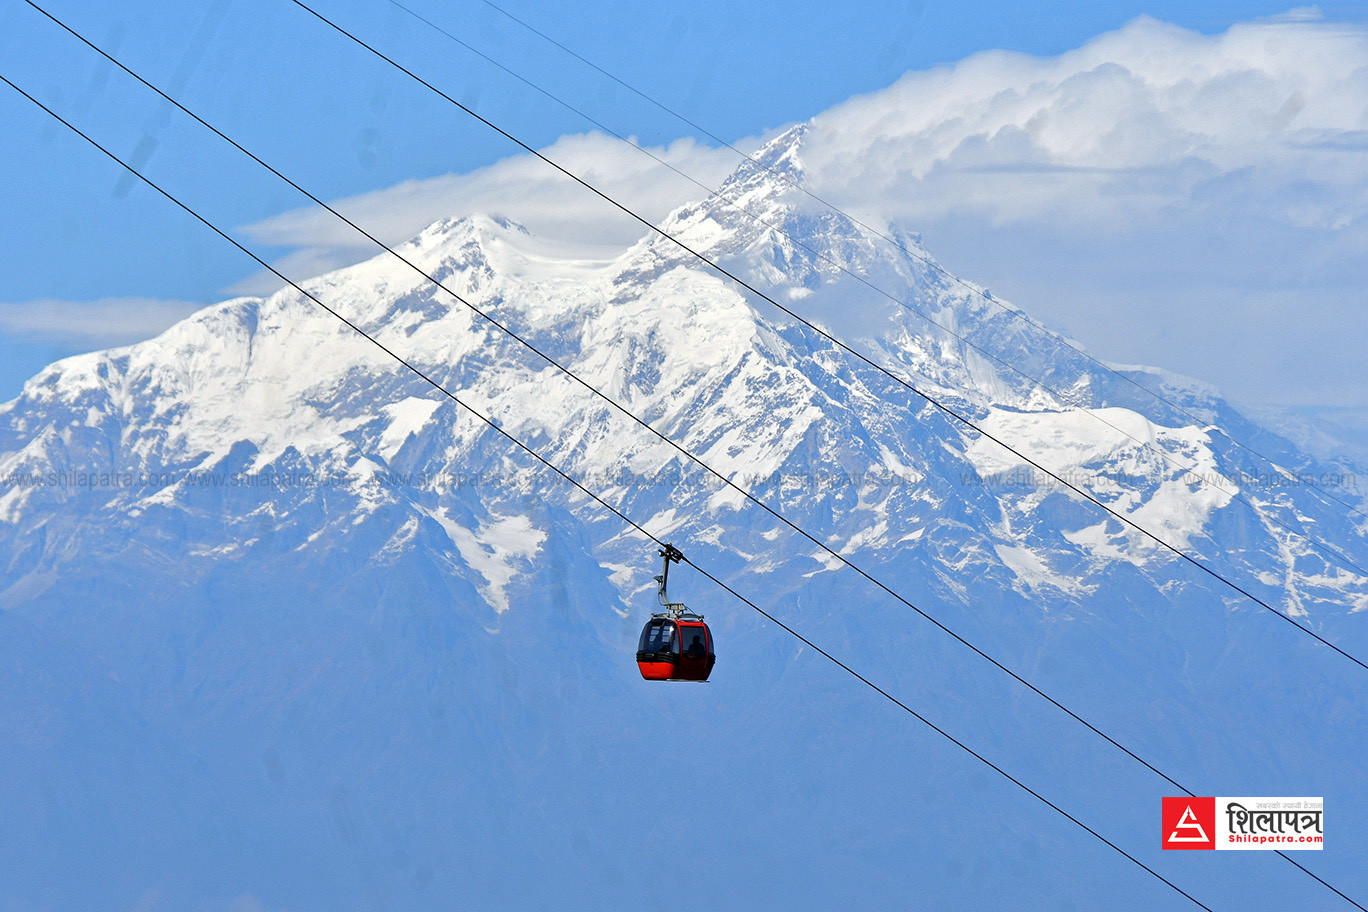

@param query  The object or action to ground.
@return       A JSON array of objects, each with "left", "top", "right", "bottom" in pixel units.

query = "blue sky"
[{"left": 3, "top": 0, "right": 1367, "bottom": 447}]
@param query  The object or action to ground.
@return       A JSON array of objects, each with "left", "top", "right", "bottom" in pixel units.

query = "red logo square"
[{"left": 1162, "top": 796, "right": 1215, "bottom": 850}]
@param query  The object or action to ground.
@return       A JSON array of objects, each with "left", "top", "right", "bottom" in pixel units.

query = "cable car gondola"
[{"left": 636, "top": 544, "right": 715, "bottom": 682}]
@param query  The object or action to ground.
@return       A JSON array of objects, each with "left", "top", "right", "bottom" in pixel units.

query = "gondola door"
[{"left": 674, "top": 620, "right": 714, "bottom": 681}]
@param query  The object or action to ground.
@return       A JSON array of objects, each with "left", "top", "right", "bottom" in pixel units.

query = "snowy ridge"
[{"left": 3, "top": 128, "right": 1366, "bottom": 611}]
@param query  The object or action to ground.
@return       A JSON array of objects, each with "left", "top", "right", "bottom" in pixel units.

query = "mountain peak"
[
  {"left": 650, "top": 121, "right": 856, "bottom": 264},
  {"left": 727, "top": 123, "right": 810, "bottom": 191}
]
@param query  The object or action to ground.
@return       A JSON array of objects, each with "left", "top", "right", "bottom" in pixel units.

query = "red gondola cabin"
[
  {"left": 636, "top": 617, "right": 715, "bottom": 682},
  {"left": 636, "top": 543, "right": 715, "bottom": 682}
]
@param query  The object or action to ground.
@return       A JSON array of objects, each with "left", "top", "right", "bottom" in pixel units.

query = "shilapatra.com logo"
[{"left": 1161, "top": 797, "right": 1323, "bottom": 850}]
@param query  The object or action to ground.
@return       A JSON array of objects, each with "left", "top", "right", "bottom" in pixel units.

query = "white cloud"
[
  {"left": 803, "top": 15, "right": 1368, "bottom": 231},
  {"left": 793, "top": 14, "right": 1368, "bottom": 411},
  {"left": 231, "top": 131, "right": 745, "bottom": 294},
  {"left": 0, "top": 297, "right": 205, "bottom": 346}
]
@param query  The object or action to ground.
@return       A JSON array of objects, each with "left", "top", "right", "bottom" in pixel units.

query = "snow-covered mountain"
[{"left": 3, "top": 127, "right": 1366, "bottom": 911}]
